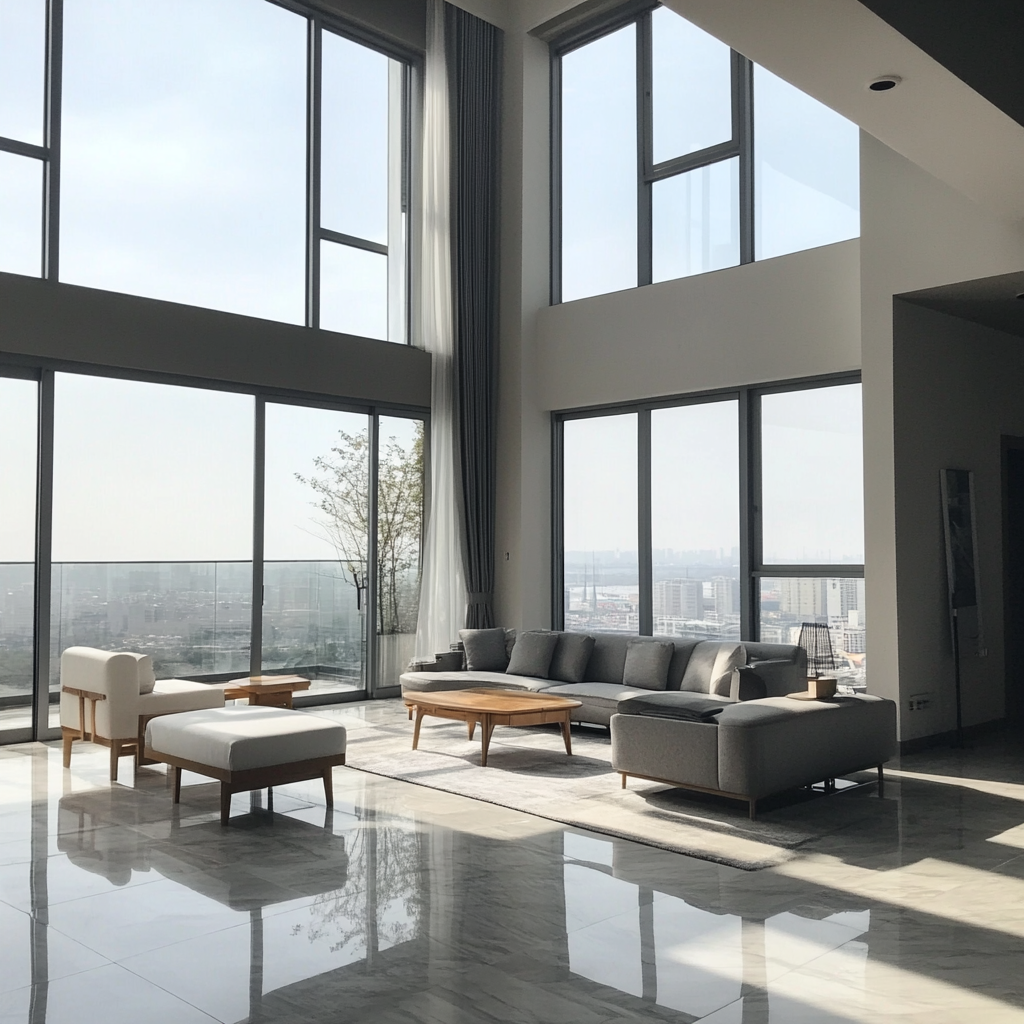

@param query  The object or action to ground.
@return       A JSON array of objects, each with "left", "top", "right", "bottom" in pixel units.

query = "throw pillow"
[
  {"left": 710, "top": 643, "right": 748, "bottom": 698},
  {"left": 126, "top": 652, "right": 156, "bottom": 694},
  {"left": 734, "top": 667, "right": 768, "bottom": 701},
  {"left": 460, "top": 627, "right": 510, "bottom": 672},
  {"left": 622, "top": 639, "right": 675, "bottom": 690},
  {"left": 549, "top": 632, "right": 596, "bottom": 683},
  {"left": 506, "top": 631, "right": 560, "bottom": 678}
]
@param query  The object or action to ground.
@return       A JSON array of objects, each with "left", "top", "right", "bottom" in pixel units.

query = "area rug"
[{"left": 340, "top": 704, "right": 886, "bottom": 871}]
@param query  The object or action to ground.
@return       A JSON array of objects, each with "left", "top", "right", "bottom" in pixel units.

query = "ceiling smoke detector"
[{"left": 869, "top": 75, "right": 902, "bottom": 92}]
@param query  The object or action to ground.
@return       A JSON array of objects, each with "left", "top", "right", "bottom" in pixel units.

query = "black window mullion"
[
  {"left": 637, "top": 10, "right": 653, "bottom": 288},
  {"left": 249, "top": 397, "right": 266, "bottom": 678},
  {"left": 306, "top": 16, "right": 322, "bottom": 330},
  {"left": 43, "top": 0, "right": 62, "bottom": 282},
  {"left": 549, "top": 50, "right": 563, "bottom": 305},
  {"left": 33, "top": 370, "right": 55, "bottom": 739},
  {"left": 366, "top": 413, "right": 380, "bottom": 694},
  {"left": 735, "top": 51, "right": 754, "bottom": 265},
  {"left": 739, "top": 390, "right": 755, "bottom": 641},
  {"left": 551, "top": 416, "right": 566, "bottom": 629},
  {"left": 638, "top": 408, "right": 652, "bottom": 635}
]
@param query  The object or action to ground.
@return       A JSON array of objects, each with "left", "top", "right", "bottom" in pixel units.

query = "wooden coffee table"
[
  {"left": 403, "top": 688, "right": 583, "bottom": 767},
  {"left": 223, "top": 675, "right": 311, "bottom": 709}
]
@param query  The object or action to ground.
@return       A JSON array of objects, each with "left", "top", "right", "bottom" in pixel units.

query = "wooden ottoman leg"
[
  {"left": 267, "top": 787, "right": 274, "bottom": 812},
  {"left": 173, "top": 766, "right": 182, "bottom": 804},
  {"left": 621, "top": 772, "right": 627, "bottom": 789},
  {"left": 323, "top": 769, "right": 334, "bottom": 807},
  {"left": 62, "top": 727, "right": 74, "bottom": 769},
  {"left": 220, "top": 784, "right": 232, "bottom": 824},
  {"left": 110, "top": 741, "right": 120, "bottom": 783}
]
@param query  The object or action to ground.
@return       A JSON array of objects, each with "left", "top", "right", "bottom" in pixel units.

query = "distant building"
[
  {"left": 711, "top": 576, "right": 739, "bottom": 620},
  {"left": 653, "top": 578, "right": 703, "bottom": 619}
]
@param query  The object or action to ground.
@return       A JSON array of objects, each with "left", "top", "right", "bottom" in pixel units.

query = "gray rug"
[{"left": 342, "top": 707, "right": 885, "bottom": 871}]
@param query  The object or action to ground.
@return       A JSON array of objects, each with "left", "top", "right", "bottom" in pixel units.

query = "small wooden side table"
[{"left": 223, "top": 675, "right": 311, "bottom": 709}]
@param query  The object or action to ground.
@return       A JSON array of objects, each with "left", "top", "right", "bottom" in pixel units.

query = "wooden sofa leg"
[
  {"left": 110, "top": 741, "right": 121, "bottom": 783},
  {"left": 749, "top": 798, "right": 757, "bottom": 820},
  {"left": 877, "top": 764, "right": 884, "bottom": 797},
  {"left": 62, "top": 727, "right": 74, "bottom": 769},
  {"left": 220, "top": 785, "right": 232, "bottom": 824},
  {"left": 323, "top": 769, "right": 334, "bottom": 807},
  {"left": 172, "top": 767, "right": 182, "bottom": 804},
  {"left": 621, "top": 772, "right": 627, "bottom": 789}
]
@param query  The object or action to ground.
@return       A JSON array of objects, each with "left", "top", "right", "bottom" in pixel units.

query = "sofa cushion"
[
  {"left": 542, "top": 681, "right": 654, "bottom": 710},
  {"left": 507, "top": 631, "right": 559, "bottom": 678},
  {"left": 400, "top": 670, "right": 551, "bottom": 693},
  {"left": 126, "top": 653, "right": 156, "bottom": 694},
  {"left": 622, "top": 639, "right": 674, "bottom": 690},
  {"left": 549, "top": 632, "right": 595, "bottom": 683},
  {"left": 616, "top": 691, "right": 729, "bottom": 722},
  {"left": 709, "top": 643, "right": 748, "bottom": 697},
  {"left": 460, "top": 628, "right": 509, "bottom": 672}
]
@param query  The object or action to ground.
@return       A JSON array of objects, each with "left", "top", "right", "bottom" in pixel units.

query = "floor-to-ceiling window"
[
  {"left": 50, "top": 374, "right": 255, "bottom": 707},
  {"left": 0, "top": 376, "right": 38, "bottom": 739},
  {"left": 262, "top": 403, "right": 370, "bottom": 696},
  {"left": 556, "top": 377, "right": 865, "bottom": 689}
]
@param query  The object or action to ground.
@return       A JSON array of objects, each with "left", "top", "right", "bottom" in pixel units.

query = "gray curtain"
[{"left": 445, "top": 4, "right": 503, "bottom": 629}]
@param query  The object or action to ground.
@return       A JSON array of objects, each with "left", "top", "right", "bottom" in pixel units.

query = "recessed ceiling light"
[{"left": 869, "top": 75, "right": 902, "bottom": 92}]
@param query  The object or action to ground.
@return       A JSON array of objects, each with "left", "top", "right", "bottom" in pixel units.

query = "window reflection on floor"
[{"left": 563, "top": 832, "right": 870, "bottom": 1019}]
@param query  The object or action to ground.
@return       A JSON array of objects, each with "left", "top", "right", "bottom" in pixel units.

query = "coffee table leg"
[
  {"left": 480, "top": 715, "right": 494, "bottom": 767},
  {"left": 412, "top": 707, "right": 425, "bottom": 750},
  {"left": 466, "top": 718, "right": 476, "bottom": 741},
  {"left": 560, "top": 717, "right": 573, "bottom": 756}
]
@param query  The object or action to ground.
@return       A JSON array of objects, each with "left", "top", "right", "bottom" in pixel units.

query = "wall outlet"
[{"left": 908, "top": 693, "right": 933, "bottom": 712}]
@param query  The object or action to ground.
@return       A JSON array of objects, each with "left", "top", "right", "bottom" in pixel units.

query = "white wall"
[
  {"left": 892, "top": 302, "right": 1024, "bottom": 739},
  {"left": 859, "top": 131, "right": 1024, "bottom": 737},
  {"left": 535, "top": 239, "right": 861, "bottom": 410}
]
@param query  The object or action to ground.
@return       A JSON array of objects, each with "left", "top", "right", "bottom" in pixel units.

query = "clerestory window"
[{"left": 552, "top": 2, "right": 860, "bottom": 304}]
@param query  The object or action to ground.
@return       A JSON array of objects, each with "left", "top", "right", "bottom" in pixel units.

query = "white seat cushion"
[
  {"left": 139, "top": 680, "right": 225, "bottom": 716},
  {"left": 146, "top": 706, "right": 347, "bottom": 772}
]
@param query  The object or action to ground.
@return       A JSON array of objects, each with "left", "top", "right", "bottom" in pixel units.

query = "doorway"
[{"left": 1002, "top": 438, "right": 1024, "bottom": 723}]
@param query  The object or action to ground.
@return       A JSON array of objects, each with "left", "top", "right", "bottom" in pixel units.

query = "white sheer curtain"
[{"left": 415, "top": 0, "right": 467, "bottom": 660}]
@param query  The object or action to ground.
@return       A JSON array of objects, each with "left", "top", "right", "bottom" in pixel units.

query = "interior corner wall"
[
  {"left": 893, "top": 301, "right": 1024, "bottom": 739},
  {"left": 859, "top": 131, "right": 1024, "bottom": 739}
]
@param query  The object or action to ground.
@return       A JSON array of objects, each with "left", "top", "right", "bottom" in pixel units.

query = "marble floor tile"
[{"left": 4, "top": 701, "right": 1024, "bottom": 1021}]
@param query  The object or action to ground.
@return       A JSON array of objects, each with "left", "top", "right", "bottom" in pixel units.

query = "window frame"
[
  {"left": 1, "top": 0, "right": 417, "bottom": 341},
  {"left": 550, "top": 1, "right": 754, "bottom": 304},
  {"left": 552, "top": 372, "right": 864, "bottom": 643}
]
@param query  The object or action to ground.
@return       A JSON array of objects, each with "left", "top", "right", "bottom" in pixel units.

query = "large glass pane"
[
  {"left": 652, "top": 158, "right": 739, "bottom": 283},
  {"left": 651, "top": 401, "right": 739, "bottom": 641},
  {"left": 0, "top": 0, "right": 46, "bottom": 145},
  {"left": 0, "top": 378, "right": 37, "bottom": 736},
  {"left": 320, "top": 241, "right": 388, "bottom": 341},
  {"left": 377, "top": 416, "right": 424, "bottom": 687},
  {"left": 760, "top": 383, "right": 864, "bottom": 565},
  {"left": 561, "top": 25, "right": 637, "bottom": 302},
  {"left": 321, "top": 31, "right": 390, "bottom": 245},
  {"left": 60, "top": 0, "right": 306, "bottom": 323},
  {"left": 0, "top": 152, "right": 42, "bottom": 277},
  {"left": 651, "top": 7, "right": 732, "bottom": 164},
  {"left": 263, "top": 403, "right": 370, "bottom": 697},
  {"left": 563, "top": 414, "right": 638, "bottom": 633},
  {"left": 754, "top": 64, "right": 860, "bottom": 261},
  {"left": 50, "top": 374, "right": 254, "bottom": 692},
  {"left": 760, "top": 576, "right": 866, "bottom": 691}
]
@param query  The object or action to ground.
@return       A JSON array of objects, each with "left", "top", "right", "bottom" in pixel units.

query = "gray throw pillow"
[
  {"left": 506, "top": 631, "right": 559, "bottom": 678},
  {"left": 549, "top": 632, "right": 595, "bottom": 683},
  {"left": 460, "top": 627, "right": 510, "bottom": 672},
  {"left": 622, "top": 639, "right": 675, "bottom": 691}
]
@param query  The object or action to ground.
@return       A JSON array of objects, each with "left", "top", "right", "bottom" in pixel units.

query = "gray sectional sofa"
[
  {"left": 402, "top": 628, "right": 898, "bottom": 818},
  {"left": 400, "top": 630, "right": 808, "bottom": 726}
]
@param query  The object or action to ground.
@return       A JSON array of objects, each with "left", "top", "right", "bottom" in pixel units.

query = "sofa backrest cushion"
[
  {"left": 549, "top": 632, "right": 596, "bottom": 683},
  {"left": 507, "top": 631, "right": 559, "bottom": 678},
  {"left": 582, "top": 633, "right": 699, "bottom": 687},
  {"left": 679, "top": 641, "right": 743, "bottom": 693},
  {"left": 708, "top": 644, "right": 747, "bottom": 697},
  {"left": 622, "top": 639, "right": 675, "bottom": 690},
  {"left": 460, "top": 628, "right": 509, "bottom": 672},
  {"left": 125, "top": 653, "right": 156, "bottom": 694}
]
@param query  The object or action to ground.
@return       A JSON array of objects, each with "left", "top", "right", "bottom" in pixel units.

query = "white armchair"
[{"left": 60, "top": 646, "right": 225, "bottom": 782}]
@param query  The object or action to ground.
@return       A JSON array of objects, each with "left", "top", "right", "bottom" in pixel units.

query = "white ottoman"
[{"left": 145, "top": 706, "right": 347, "bottom": 823}]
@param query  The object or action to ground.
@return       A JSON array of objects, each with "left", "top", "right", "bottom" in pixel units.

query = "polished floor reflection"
[{"left": 3, "top": 704, "right": 1024, "bottom": 1022}]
